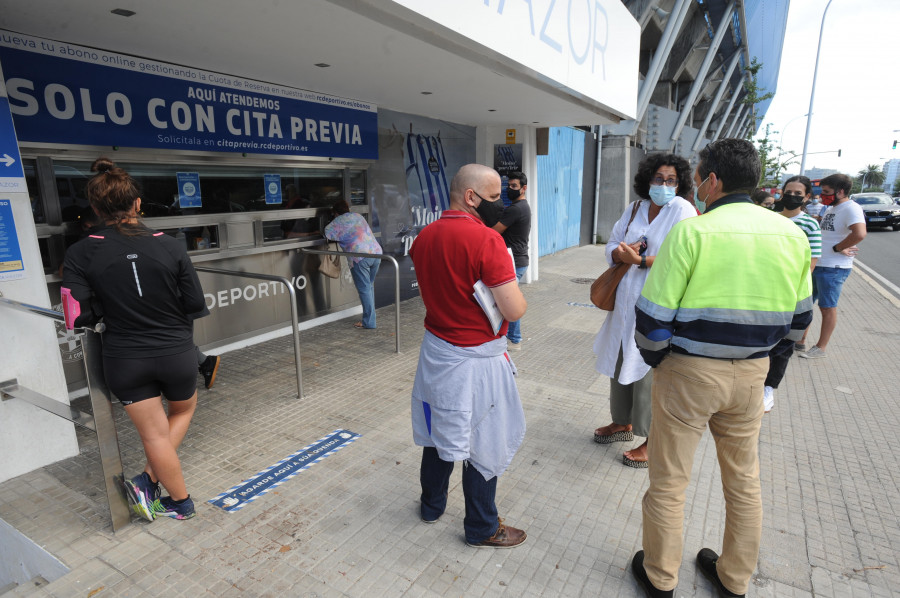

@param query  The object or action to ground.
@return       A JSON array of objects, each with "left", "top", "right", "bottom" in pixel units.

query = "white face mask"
[
  {"left": 649, "top": 184, "right": 677, "bottom": 206},
  {"left": 693, "top": 176, "right": 710, "bottom": 213}
]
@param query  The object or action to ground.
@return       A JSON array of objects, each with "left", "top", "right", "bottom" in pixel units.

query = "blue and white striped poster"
[{"left": 208, "top": 429, "right": 360, "bottom": 513}]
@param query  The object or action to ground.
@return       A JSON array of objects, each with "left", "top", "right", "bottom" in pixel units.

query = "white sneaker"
[
  {"left": 763, "top": 386, "right": 775, "bottom": 413},
  {"left": 799, "top": 346, "right": 827, "bottom": 359}
]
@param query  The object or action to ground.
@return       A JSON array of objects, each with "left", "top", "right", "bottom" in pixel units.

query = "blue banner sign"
[
  {"left": 0, "top": 199, "right": 25, "bottom": 280},
  {"left": 176, "top": 172, "right": 201, "bottom": 208},
  {"left": 0, "top": 96, "right": 26, "bottom": 193},
  {"left": 264, "top": 174, "right": 282, "bottom": 205},
  {"left": 0, "top": 30, "right": 378, "bottom": 159},
  {"left": 208, "top": 429, "right": 360, "bottom": 513}
]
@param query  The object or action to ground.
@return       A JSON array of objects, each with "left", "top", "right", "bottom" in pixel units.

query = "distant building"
[
  {"left": 883, "top": 159, "right": 900, "bottom": 194},
  {"left": 804, "top": 167, "right": 840, "bottom": 180}
]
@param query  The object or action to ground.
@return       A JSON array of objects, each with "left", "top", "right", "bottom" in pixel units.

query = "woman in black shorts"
[{"left": 62, "top": 157, "right": 204, "bottom": 521}]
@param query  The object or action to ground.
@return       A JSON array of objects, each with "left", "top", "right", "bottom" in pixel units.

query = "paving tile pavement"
[{"left": 2, "top": 244, "right": 900, "bottom": 597}]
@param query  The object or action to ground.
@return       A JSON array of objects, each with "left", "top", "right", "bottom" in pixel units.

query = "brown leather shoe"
[{"left": 466, "top": 519, "right": 527, "bottom": 548}]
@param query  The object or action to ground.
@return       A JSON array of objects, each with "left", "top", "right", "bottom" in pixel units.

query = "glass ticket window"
[
  {"left": 350, "top": 170, "right": 366, "bottom": 206},
  {"left": 52, "top": 161, "right": 344, "bottom": 221},
  {"left": 157, "top": 225, "right": 221, "bottom": 251},
  {"left": 31, "top": 157, "right": 366, "bottom": 277}
]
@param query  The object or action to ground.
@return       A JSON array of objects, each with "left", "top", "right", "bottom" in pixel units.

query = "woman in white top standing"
[{"left": 592, "top": 154, "right": 697, "bottom": 468}]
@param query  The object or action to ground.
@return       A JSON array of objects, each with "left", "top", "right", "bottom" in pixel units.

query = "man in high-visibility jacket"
[{"left": 629, "top": 139, "right": 813, "bottom": 598}]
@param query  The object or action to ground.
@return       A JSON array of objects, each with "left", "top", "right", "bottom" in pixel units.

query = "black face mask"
[
  {"left": 507, "top": 187, "right": 521, "bottom": 201},
  {"left": 780, "top": 194, "right": 805, "bottom": 211},
  {"left": 475, "top": 198, "right": 504, "bottom": 226}
]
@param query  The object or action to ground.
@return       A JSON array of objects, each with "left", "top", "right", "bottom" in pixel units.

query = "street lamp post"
[
  {"left": 777, "top": 113, "right": 809, "bottom": 183},
  {"left": 800, "top": 0, "right": 835, "bottom": 175}
]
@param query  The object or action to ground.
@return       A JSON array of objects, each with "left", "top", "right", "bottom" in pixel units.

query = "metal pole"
[
  {"left": 631, "top": 0, "right": 693, "bottom": 135},
  {"left": 800, "top": 0, "right": 835, "bottom": 175},
  {"left": 669, "top": 0, "right": 737, "bottom": 148},
  {"left": 81, "top": 329, "right": 131, "bottom": 532},
  {"left": 592, "top": 126, "right": 603, "bottom": 244},
  {"left": 736, "top": 112, "right": 751, "bottom": 139},
  {"left": 391, "top": 255, "right": 400, "bottom": 353},
  {"left": 691, "top": 50, "right": 743, "bottom": 152},
  {"left": 725, "top": 104, "right": 746, "bottom": 139},
  {"left": 777, "top": 113, "right": 809, "bottom": 181},
  {"left": 194, "top": 267, "right": 303, "bottom": 398},
  {"left": 711, "top": 86, "right": 743, "bottom": 142},
  {"left": 0, "top": 295, "right": 66, "bottom": 321},
  {"left": 0, "top": 292, "right": 130, "bottom": 532},
  {"left": 299, "top": 249, "right": 402, "bottom": 354}
]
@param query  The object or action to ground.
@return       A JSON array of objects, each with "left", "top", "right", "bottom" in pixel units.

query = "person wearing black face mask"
[
  {"left": 758, "top": 175, "right": 822, "bottom": 413},
  {"left": 474, "top": 188, "right": 505, "bottom": 226},
  {"left": 491, "top": 172, "right": 532, "bottom": 350}
]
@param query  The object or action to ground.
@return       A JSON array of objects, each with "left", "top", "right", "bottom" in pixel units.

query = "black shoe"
[
  {"left": 199, "top": 355, "right": 220, "bottom": 389},
  {"left": 696, "top": 548, "right": 745, "bottom": 597},
  {"left": 631, "top": 551, "right": 673, "bottom": 598}
]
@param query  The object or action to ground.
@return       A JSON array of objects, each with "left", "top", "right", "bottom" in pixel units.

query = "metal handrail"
[
  {"left": 301, "top": 248, "right": 401, "bottom": 353},
  {"left": 0, "top": 296, "right": 65, "bottom": 322},
  {"left": 0, "top": 292, "right": 131, "bottom": 532},
  {"left": 194, "top": 267, "right": 304, "bottom": 398}
]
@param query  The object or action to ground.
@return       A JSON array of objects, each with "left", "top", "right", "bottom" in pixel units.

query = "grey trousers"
[{"left": 609, "top": 346, "right": 653, "bottom": 437}]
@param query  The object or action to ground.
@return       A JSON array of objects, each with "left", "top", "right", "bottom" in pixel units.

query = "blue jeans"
[
  {"left": 419, "top": 447, "right": 499, "bottom": 543},
  {"left": 506, "top": 265, "right": 528, "bottom": 344},
  {"left": 350, "top": 257, "right": 380, "bottom": 328}
]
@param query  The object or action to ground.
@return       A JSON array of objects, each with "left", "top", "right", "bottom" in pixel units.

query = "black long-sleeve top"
[{"left": 62, "top": 225, "right": 206, "bottom": 358}]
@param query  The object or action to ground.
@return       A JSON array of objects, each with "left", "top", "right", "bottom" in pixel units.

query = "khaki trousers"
[{"left": 642, "top": 353, "right": 767, "bottom": 595}]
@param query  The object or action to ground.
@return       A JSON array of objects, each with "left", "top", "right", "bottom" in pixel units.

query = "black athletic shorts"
[{"left": 103, "top": 348, "right": 197, "bottom": 405}]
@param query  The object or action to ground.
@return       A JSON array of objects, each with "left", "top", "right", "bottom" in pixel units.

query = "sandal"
[
  {"left": 593, "top": 424, "right": 634, "bottom": 444},
  {"left": 623, "top": 454, "right": 649, "bottom": 469},
  {"left": 353, "top": 322, "right": 364, "bottom": 328},
  {"left": 623, "top": 441, "right": 649, "bottom": 469}
]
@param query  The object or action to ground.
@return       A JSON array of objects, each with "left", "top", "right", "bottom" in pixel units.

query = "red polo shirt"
[{"left": 410, "top": 210, "right": 517, "bottom": 346}]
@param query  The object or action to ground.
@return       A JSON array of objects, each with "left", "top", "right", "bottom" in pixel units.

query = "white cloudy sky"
[{"left": 757, "top": 0, "right": 900, "bottom": 176}]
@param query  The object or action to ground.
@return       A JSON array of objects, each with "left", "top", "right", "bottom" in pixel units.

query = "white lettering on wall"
[{"left": 203, "top": 276, "right": 308, "bottom": 310}]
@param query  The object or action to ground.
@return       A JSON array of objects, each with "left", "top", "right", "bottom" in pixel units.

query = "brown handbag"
[{"left": 590, "top": 201, "right": 641, "bottom": 311}]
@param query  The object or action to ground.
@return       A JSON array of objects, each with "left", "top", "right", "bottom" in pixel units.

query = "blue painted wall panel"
[{"left": 537, "top": 127, "right": 585, "bottom": 256}]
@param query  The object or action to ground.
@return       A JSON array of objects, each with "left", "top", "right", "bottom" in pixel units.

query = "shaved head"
[{"left": 450, "top": 164, "right": 501, "bottom": 211}]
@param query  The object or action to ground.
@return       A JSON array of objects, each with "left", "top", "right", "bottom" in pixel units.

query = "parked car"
[{"left": 852, "top": 193, "right": 900, "bottom": 231}]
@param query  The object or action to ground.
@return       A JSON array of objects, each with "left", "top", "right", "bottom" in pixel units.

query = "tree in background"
[
  {"left": 894, "top": 177, "right": 900, "bottom": 195},
  {"left": 741, "top": 58, "right": 775, "bottom": 136},
  {"left": 743, "top": 59, "right": 789, "bottom": 186},
  {"left": 753, "top": 123, "right": 798, "bottom": 187},
  {"left": 856, "top": 164, "right": 886, "bottom": 192}
]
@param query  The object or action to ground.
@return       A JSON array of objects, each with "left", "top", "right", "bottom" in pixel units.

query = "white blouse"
[{"left": 592, "top": 197, "right": 696, "bottom": 385}]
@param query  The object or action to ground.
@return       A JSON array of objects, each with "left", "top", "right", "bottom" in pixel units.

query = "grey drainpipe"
[{"left": 592, "top": 125, "right": 603, "bottom": 244}]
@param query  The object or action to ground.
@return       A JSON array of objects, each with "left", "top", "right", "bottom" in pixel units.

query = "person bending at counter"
[
  {"left": 62, "top": 157, "right": 205, "bottom": 521},
  {"left": 324, "top": 199, "right": 383, "bottom": 329}
]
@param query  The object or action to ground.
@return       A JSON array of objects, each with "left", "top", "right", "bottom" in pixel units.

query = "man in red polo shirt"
[{"left": 410, "top": 163, "right": 528, "bottom": 548}]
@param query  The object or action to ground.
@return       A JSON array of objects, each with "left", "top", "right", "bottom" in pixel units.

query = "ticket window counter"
[
  {"left": 29, "top": 155, "right": 370, "bottom": 270},
  {"left": 24, "top": 151, "right": 372, "bottom": 393}
]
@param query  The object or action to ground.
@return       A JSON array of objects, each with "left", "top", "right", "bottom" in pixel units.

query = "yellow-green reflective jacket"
[{"left": 635, "top": 194, "right": 813, "bottom": 366}]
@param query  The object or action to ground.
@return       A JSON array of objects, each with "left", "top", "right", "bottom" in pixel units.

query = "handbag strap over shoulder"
[{"left": 623, "top": 200, "right": 641, "bottom": 237}]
